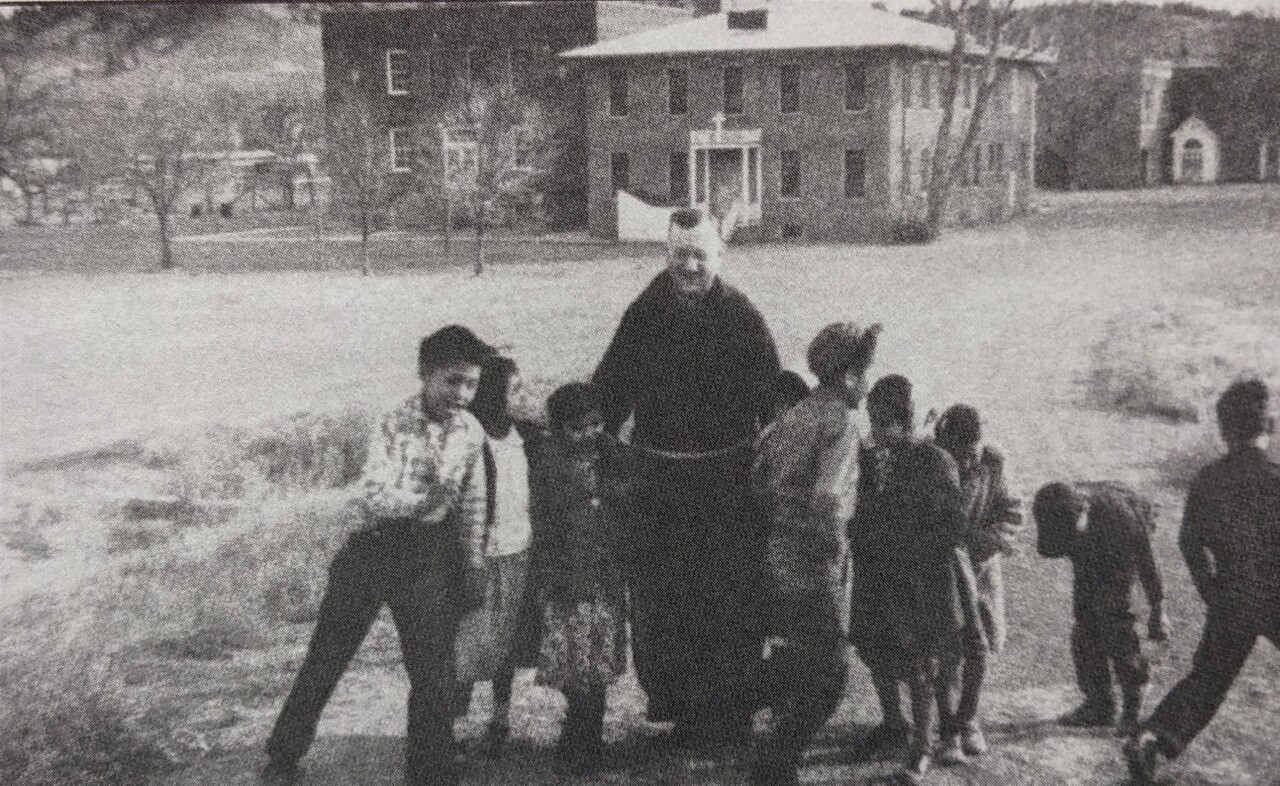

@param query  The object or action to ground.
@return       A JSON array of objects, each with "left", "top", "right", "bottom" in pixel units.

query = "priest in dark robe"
[{"left": 593, "top": 207, "right": 781, "bottom": 746}]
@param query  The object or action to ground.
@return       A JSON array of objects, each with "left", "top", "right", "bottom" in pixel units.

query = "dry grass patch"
[{"left": 1088, "top": 297, "right": 1280, "bottom": 425}]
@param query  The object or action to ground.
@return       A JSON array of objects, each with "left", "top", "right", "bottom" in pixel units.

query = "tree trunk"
[
  {"left": 22, "top": 192, "right": 35, "bottom": 225},
  {"left": 158, "top": 211, "right": 175, "bottom": 270},
  {"left": 313, "top": 203, "right": 324, "bottom": 271},
  {"left": 360, "top": 219, "right": 371, "bottom": 276},
  {"left": 473, "top": 205, "right": 485, "bottom": 277}
]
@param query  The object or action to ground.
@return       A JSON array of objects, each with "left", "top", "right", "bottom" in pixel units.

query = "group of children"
[{"left": 264, "top": 322, "right": 1278, "bottom": 786}]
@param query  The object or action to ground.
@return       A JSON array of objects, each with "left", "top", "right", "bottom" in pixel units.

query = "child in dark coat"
[
  {"left": 1126, "top": 379, "right": 1277, "bottom": 784},
  {"left": 1032, "top": 480, "right": 1168, "bottom": 736},
  {"left": 531, "top": 382, "right": 631, "bottom": 774}
]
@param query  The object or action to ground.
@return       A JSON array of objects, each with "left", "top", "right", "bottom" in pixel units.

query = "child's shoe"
[
  {"left": 961, "top": 725, "right": 988, "bottom": 756},
  {"left": 900, "top": 753, "right": 931, "bottom": 785},
  {"left": 1058, "top": 702, "right": 1115, "bottom": 728},
  {"left": 937, "top": 735, "right": 967, "bottom": 766},
  {"left": 1123, "top": 731, "right": 1163, "bottom": 785}
]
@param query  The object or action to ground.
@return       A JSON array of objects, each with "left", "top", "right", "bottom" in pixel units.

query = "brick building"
[
  {"left": 320, "top": 2, "right": 690, "bottom": 231},
  {"left": 562, "top": 0, "right": 1048, "bottom": 242}
]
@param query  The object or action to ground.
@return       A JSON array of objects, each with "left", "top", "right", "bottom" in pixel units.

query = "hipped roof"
[{"left": 562, "top": 0, "right": 1053, "bottom": 64}]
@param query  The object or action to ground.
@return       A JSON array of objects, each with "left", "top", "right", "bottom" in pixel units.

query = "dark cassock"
[{"left": 593, "top": 268, "right": 780, "bottom": 743}]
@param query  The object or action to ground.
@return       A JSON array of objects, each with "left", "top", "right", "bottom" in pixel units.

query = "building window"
[
  {"left": 920, "top": 147, "right": 931, "bottom": 190},
  {"left": 389, "top": 127, "right": 412, "bottom": 172},
  {"left": 608, "top": 69, "right": 629, "bottom": 117},
  {"left": 844, "top": 62, "right": 868, "bottom": 111},
  {"left": 1182, "top": 139, "right": 1204, "bottom": 182},
  {"left": 668, "top": 68, "right": 688, "bottom": 115},
  {"left": 921, "top": 62, "right": 932, "bottom": 109},
  {"left": 723, "top": 65, "right": 745, "bottom": 115},
  {"left": 444, "top": 127, "right": 479, "bottom": 185},
  {"left": 903, "top": 61, "right": 913, "bottom": 108},
  {"left": 780, "top": 64, "right": 801, "bottom": 114},
  {"left": 670, "top": 151, "right": 689, "bottom": 203},
  {"left": 780, "top": 149, "right": 800, "bottom": 197},
  {"left": 747, "top": 147, "right": 759, "bottom": 203},
  {"left": 386, "top": 49, "right": 410, "bottom": 95},
  {"left": 844, "top": 149, "right": 866, "bottom": 198},
  {"left": 610, "top": 152, "right": 630, "bottom": 193}
]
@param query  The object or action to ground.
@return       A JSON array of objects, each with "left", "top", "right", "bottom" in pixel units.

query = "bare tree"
[
  {"left": 441, "top": 85, "right": 555, "bottom": 276},
  {"left": 0, "top": 13, "right": 73, "bottom": 225},
  {"left": 324, "top": 78, "right": 405, "bottom": 275},
  {"left": 112, "top": 88, "right": 228, "bottom": 270},
  {"left": 922, "top": 0, "right": 1051, "bottom": 237}
]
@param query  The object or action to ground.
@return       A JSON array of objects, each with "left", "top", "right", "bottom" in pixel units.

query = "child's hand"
[
  {"left": 1147, "top": 611, "right": 1171, "bottom": 642},
  {"left": 763, "top": 636, "right": 790, "bottom": 660}
]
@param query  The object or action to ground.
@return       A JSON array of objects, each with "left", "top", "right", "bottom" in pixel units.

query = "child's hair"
[
  {"left": 547, "top": 382, "right": 603, "bottom": 430},
  {"left": 418, "top": 325, "right": 493, "bottom": 376},
  {"left": 866, "top": 374, "right": 913, "bottom": 427},
  {"left": 935, "top": 403, "right": 982, "bottom": 455},
  {"left": 1216, "top": 378, "right": 1270, "bottom": 444},
  {"left": 469, "top": 355, "right": 519, "bottom": 438},
  {"left": 806, "top": 322, "right": 882, "bottom": 387},
  {"left": 1032, "top": 482, "right": 1085, "bottom": 527},
  {"left": 773, "top": 370, "right": 810, "bottom": 412}
]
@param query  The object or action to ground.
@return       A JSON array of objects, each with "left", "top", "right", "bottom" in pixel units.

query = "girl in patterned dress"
[{"left": 531, "top": 382, "right": 631, "bottom": 774}]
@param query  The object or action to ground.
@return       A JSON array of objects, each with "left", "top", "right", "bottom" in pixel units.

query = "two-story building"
[
  {"left": 562, "top": 0, "right": 1049, "bottom": 242},
  {"left": 320, "top": 1, "right": 691, "bottom": 231}
]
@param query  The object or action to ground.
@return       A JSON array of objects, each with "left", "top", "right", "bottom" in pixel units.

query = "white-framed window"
[
  {"left": 385, "top": 48, "right": 410, "bottom": 95},
  {"left": 444, "top": 127, "right": 479, "bottom": 186},
  {"left": 389, "top": 127, "right": 412, "bottom": 172},
  {"left": 844, "top": 62, "right": 868, "bottom": 112}
]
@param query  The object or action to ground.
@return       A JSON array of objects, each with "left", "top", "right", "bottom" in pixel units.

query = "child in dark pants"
[
  {"left": 1032, "top": 480, "right": 1169, "bottom": 737},
  {"left": 531, "top": 383, "right": 631, "bottom": 775},
  {"left": 750, "top": 322, "right": 881, "bottom": 786},
  {"left": 1126, "top": 379, "right": 1279, "bottom": 784}
]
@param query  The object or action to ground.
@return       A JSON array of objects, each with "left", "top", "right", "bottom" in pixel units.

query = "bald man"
[{"left": 594, "top": 208, "right": 781, "bottom": 747}]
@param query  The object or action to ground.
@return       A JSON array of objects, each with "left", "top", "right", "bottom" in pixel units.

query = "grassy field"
[{"left": 2, "top": 188, "right": 1280, "bottom": 785}]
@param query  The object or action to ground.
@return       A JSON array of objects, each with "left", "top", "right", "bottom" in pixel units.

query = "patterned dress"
[{"left": 532, "top": 436, "right": 631, "bottom": 693}]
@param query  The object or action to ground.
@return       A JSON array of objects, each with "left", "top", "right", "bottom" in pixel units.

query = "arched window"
[{"left": 1182, "top": 138, "right": 1204, "bottom": 183}]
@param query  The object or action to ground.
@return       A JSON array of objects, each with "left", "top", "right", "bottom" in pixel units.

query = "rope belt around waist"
[{"left": 628, "top": 436, "right": 754, "bottom": 461}]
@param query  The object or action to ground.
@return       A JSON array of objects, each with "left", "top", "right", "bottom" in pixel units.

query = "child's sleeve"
[
  {"left": 1134, "top": 514, "right": 1165, "bottom": 615},
  {"left": 359, "top": 411, "right": 417, "bottom": 523},
  {"left": 1178, "top": 476, "right": 1216, "bottom": 603},
  {"left": 456, "top": 445, "right": 488, "bottom": 574},
  {"left": 989, "top": 460, "right": 1025, "bottom": 556},
  {"left": 810, "top": 414, "right": 860, "bottom": 526}
]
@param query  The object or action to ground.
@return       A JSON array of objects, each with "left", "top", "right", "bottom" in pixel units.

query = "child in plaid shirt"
[{"left": 265, "top": 325, "right": 492, "bottom": 786}]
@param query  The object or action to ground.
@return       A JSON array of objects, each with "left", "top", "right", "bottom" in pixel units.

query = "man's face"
[
  {"left": 420, "top": 362, "right": 482, "bottom": 420},
  {"left": 666, "top": 221, "right": 722, "bottom": 298},
  {"left": 563, "top": 411, "right": 605, "bottom": 450}
]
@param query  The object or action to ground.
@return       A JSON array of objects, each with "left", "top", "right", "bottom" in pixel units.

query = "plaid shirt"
[{"left": 358, "top": 394, "right": 488, "bottom": 571}]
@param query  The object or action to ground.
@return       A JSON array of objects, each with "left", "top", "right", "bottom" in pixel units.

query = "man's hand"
[{"left": 1147, "top": 611, "right": 1171, "bottom": 642}]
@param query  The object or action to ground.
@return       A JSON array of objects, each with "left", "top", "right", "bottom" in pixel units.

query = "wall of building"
[
  {"left": 321, "top": 3, "right": 596, "bottom": 230},
  {"left": 582, "top": 47, "right": 1039, "bottom": 242}
]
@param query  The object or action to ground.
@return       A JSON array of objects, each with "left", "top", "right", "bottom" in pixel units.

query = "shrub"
[
  {"left": 890, "top": 216, "right": 935, "bottom": 245},
  {"left": 1088, "top": 299, "right": 1280, "bottom": 424},
  {"left": 0, "top": 600, "right": 169, "bottom": 785}
]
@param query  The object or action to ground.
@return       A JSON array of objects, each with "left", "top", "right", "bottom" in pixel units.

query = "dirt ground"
[{"left": 3, "top": 188, "right": 1280, "bottom": 785}]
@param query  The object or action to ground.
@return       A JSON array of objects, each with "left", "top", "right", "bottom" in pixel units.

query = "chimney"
[
  {"left": 689, "top": 0, "right": 720, "bottom": 16},
  {"left": 726, "top": 0, "right": 768, "bottom": 29}
]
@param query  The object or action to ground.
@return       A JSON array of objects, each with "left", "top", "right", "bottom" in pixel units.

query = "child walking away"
[
  {"left": 264, "top": 326, "right": 492, "bottom": 786},
  {"left": 847, "top": 375, "right": 971, "bottom": 785},
  {"left": 1032, "top": 480, "right": 1168, "bottom": 737},
  {"left": 532, "top": 383, "right": 631, "bottom": 775},
  {"left": 1126, "top": 379, "right": 1279, "bottom": 784},
  {"left": 932, "top": 404, "right": 1023, "bottom": 765},
  {"left": 453, "top": 355, "right": 544, "bottom": 754},
  {"left": 750, "top": 323, "right": 880, "bottom": 786}
]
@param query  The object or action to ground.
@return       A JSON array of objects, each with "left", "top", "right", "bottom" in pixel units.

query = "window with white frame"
[
  {"left": 386, "top": 49, "right": 410, "bottom": 95},
  {"left": 389, "top": 127, "right": 412, "bottom": 172},
  {"left": 844, "top": 62, "right": 868, "bottom": 112},
  {"left": 444, "top": 127, "right": 479, "bottom": 186}
]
